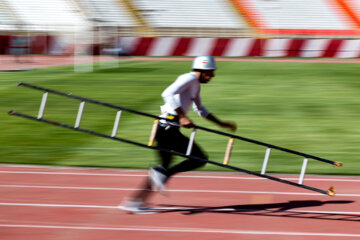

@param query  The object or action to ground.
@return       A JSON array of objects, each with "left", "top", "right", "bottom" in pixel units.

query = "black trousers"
[{"left": 155, "top": 124, "right": 208, "bottom": 177}]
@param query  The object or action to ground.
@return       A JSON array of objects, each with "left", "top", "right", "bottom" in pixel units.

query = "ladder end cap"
[
  {"left": 327, "top": 186, "right": 335, "bottom": 196},
  {"left": 334, "top": 162, "right": 343, "bottom": 167}
]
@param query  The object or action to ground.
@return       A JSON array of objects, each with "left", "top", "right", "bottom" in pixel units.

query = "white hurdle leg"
[
  {"left": 37, "top": 92, "right": 48, "bottom": 119},
  {"left": 299, "top": 158, "right": 308, "bottom": 184},
  {"left": 186, "top": 129, "right": 197, "bottom": 155},
  {"left": 111, "top": 110, "right": 122, "bottom": 137},
  {"left": 75, "top": 101, "right": 86, "bottom": 128},
  {"left": 261, "top": 148, "right": 272, "bottom": 175}
]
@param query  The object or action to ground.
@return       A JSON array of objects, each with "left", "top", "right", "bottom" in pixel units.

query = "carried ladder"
[{"left": 9, "top": 82, "right": 342, "bottom": 196}]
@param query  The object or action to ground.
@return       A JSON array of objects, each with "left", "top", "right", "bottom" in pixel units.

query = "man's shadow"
[{"left": 152, "top": 200, "right": 358, "bottom": 222}]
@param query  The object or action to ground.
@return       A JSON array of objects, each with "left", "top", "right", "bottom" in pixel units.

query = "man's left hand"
[{"left": 220, "top": 121, "right": 237, "bottom": 132}]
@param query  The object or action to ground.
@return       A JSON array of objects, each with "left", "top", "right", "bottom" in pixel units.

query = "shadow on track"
[{"left": 148, "top": 200, "right": 359, "bottom": 222}]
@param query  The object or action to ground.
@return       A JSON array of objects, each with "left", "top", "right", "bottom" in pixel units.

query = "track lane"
[
  {"left": 0, "top": 165, "right": 358, "bottom": 194},
  {"left": 0, "top": 165, "right": 359, "bottom": 240}
]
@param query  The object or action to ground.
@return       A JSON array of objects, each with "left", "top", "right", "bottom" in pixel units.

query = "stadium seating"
[
  {"left": 76, "top": 0, "right": 134, "bottom": 26},
  {"left": 1, "top": 0, "right": 360, "bottom": 57},
  {"left": 0, "top": 13, "right": 13, "bottom": 31},
  {"left": 3, "top": 0, "right": 85, "bottom": 31},
  {"left": 1, "top": 0, "right": 359, "bottom": 36},
  {"left": 133, "top": 0, "right": 245, "bottom": 28},
  {"left": 238, "top": 0, "right": 359, "bottom": 35},
  {"left": 0, "top": 1, "right": 17, "bottom": 30}
]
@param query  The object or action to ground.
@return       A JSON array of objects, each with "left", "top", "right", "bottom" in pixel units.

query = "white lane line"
[
  {"left": 0, "top": 202, "right": 116, "bottom": 209},
  {"left": 1, "top": 224, "right": 360, "bottom": 237},
  {"left": 0, "top": 202, "right": 359, "bottom": 216},
  {"left": 1, "top": 184, "right": 360, "bottom": 197},
  {"left": 0, "top": 171, "right": 145, "bottom": 177},
  {"left": 0, "top": 170, "right": 359, "bottom": 183}
]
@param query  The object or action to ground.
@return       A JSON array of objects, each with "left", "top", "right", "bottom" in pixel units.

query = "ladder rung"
[
  {"left": 223, "top": 138, "right": 234, "bottom": 165},
  {"left": 261, "top": 148, "right": 272, "bottom": 175},
  {"left": 186, "top": 129, "right": 197, "bottom": 155},
  {"left": 75, "top": 101, "right": 86, "bottom": 128},
  {"left": 37, "top": 92, "right": 48, "bottom": 119},
  {"left": 111, "top": 110, "right": 122, "bottom": 137},
  {"left": 299, "top": 158, "right": 308, "bottom": 184},
  {"left": 17, "top": 82, "right": 342, "bottom": 168},
  {"left": 148, "top": 119, "right": 159, "bottom": 146}
]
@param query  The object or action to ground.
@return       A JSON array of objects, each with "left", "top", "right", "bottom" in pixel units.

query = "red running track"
[{"left": 0, "top": 164, "right": 359, "bottom": 240}]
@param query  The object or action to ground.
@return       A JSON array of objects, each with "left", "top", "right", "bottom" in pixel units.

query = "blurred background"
[
  {"left": 0, "top": 0, "right": 360, "bottom": 59},
  {"left": 1, "top": 0, "right": 360, "bottom": 175},
  {"left": 1, "top": 3, "right": 360, "bottom": 238}
]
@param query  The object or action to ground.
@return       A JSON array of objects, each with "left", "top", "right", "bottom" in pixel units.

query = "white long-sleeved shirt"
[{"left": 160, "top": 72, "right": 209, "bottom": 118}]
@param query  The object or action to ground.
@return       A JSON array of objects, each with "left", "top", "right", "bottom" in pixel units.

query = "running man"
[{"left": 120, "top": 55, "right": 237, "bottom": 213}]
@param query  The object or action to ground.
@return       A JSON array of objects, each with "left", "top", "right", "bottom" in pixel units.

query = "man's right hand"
[
  {"left": 179, "top": 116, "right": 195, "bottom": 128},
  {"left": 175, "top": 107, "right": 194, "bottom": 128}
]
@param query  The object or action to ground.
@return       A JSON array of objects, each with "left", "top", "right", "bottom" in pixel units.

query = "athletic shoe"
[
  {"left": 149, "top": 167, "right": 167, "bottom": 194},
  {"left": 118, "top": 198, "right": 151, "bottom": 214}
]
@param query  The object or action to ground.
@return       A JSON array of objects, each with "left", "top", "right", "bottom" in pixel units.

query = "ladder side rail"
[
  {"left": 18, "top": 82, "right": 341, "bottom": 167},
  {"left": 9, "top": 110, "right": 333, "bottom": 196},
  {"left": 18, "top": 82, "right": 161, "bottom": 120},
  {"left": 194, "top": 125, "right": 338, "bottom": 166}
]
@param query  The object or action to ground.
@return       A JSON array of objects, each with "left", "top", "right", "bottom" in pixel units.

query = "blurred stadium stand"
[
  {"left": 1, "top": 0, "right": 86, "bottom": 32},
  {"left": 3, "top": 0, "right": 358, "bottom": 37},
  {"left": 237, "top": 0, "right": 360, "bottom": 37},
  {"left": 76, "top": 0, "right": 134, "bottom": 27},
  {"left": 0, "top": 0, "right": 359, "bottom": 57},
  {"left": 0, "top": 0, "right": 18, "bottom": 30},
  {"left": 131, "top": 0, "right": 247, "bottom": 37}
]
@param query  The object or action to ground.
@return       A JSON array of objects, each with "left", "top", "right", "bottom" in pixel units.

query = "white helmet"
[{"left": 192, "top": 55, "right": 217, "bottom": 70}]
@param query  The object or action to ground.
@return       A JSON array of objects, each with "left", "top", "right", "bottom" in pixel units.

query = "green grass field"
[{"left": 1, "top": 59, "right": 359, "bottom": 175}]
